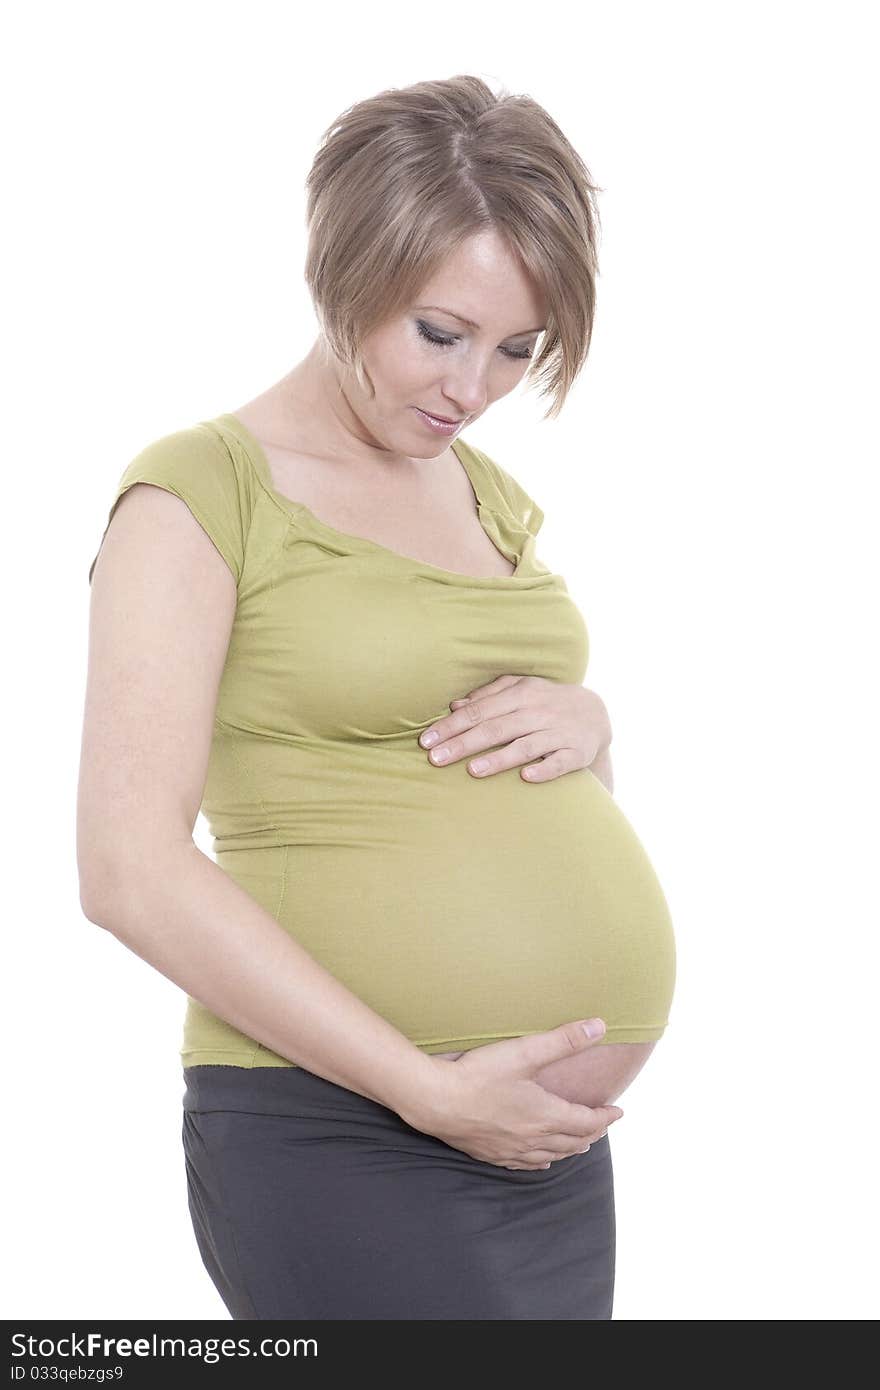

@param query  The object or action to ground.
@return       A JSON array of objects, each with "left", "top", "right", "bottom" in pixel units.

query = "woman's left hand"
[{"left": 418, "top": 676, "right": 613, "bottom": 789}]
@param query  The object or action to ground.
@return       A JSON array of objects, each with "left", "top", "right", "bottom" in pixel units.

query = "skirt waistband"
[
  {"left": 181, "top": 1063, "right": 609, "bottom": 1186},
  {"left": 181, "top": 1062, "right": 446, "bottom": 1161},
  {"left": 182, "top": 1062, "right": 398, "bottom": 1119}
]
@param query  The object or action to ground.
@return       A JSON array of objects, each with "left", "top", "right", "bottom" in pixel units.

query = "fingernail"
[
  {"left": 582, "top": 1019, "right": 605, "bottom": 1039},
  {"left": 420, "top": 731, "right": 439, "bottom": 747}
]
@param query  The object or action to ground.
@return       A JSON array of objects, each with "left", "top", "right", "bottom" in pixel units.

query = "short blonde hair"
[{"left": 304, "top": 74, "right": 603, "bottom": 421}]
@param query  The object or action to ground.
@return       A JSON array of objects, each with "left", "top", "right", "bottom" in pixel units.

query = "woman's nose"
[{"left": 439, "top": 378, "right": 487, "bottom": 418}]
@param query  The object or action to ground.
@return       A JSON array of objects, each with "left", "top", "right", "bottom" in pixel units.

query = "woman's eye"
[
  {"left": 416, "top": 321, "right": 456, "bottom": 349},
  {"left": 415, "top": 320, "right": 532, "bottom": 361}
]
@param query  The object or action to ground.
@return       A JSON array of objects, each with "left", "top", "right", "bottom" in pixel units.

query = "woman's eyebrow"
[{"left": 416, "top": 305, "right": 545, "bottom": 337}]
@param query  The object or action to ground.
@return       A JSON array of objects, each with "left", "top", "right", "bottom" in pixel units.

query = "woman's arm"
[
  {"left": 82, "top": 837, "right": 436, "bottom": 1110},
  {"left": 79, "top": 482, "right": 437, "bottom": 1112}
]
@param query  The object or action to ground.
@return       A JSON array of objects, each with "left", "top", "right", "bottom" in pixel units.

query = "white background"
[{"left": 4, "top": 0, "right": 877, "bottom": 1321}]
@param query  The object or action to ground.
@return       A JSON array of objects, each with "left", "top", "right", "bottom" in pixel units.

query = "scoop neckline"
[{"left": 211, "top": 411, "right": 544, "bottom": 587}]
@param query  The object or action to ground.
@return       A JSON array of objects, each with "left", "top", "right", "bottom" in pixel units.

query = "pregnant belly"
[
  {"left": 201, "top": 759, "right": 676, "bottom": 1077},
  {"left": 431, "top": 1041, "right": 658, "bottom": 1107}
]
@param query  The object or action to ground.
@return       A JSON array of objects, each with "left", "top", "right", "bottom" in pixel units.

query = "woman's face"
[{"left": 352, "top": 228, "right": 548, "bottom": 455}]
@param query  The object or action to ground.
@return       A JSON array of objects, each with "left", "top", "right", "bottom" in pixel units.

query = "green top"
[{"left": 88, "top": 413, "right": 675, "bottom": 1067}]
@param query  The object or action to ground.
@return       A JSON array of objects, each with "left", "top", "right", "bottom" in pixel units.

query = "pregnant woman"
[{"left": 78, "top": 74, "right": 676, "bottom": 1321}]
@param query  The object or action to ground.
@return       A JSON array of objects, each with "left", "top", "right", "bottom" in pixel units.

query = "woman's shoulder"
[{"left": 88, "top": 417, "right": 261, "bottom": 587}]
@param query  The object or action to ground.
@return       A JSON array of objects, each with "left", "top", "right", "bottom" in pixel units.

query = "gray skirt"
[{"left": 181, "top": 1062, "right": 616, "bottom": 1320}]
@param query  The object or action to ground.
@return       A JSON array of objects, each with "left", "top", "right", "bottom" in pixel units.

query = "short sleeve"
[
  {"left": 88, "top": 424, "right": 254, "bottom": 586},
  {"left": 468, "top": 444, "right": 545, "bottom": 538}
]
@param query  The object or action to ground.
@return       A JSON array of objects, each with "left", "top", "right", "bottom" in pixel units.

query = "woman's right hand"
[{"left": 401, "top": 1019, "right": 625, "bottom": 1170}]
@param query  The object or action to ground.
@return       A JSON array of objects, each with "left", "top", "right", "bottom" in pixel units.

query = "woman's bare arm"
[{"left": 78, "top": 481, "right": 438, "bottom": 1111}]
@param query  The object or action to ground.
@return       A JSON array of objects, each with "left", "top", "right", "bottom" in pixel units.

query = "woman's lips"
[
  {"left": 413, "top": 406, "right": 466, "bottom": 434},
  {"left": 417, "top": 407, "right": 463, "bottom": 423}
]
